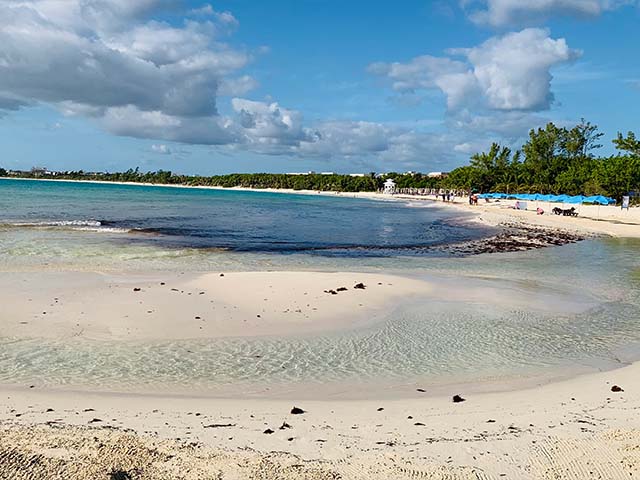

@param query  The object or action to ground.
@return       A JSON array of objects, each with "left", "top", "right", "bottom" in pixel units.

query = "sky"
[{"left": 0, "top": 0, "right": 638, "bottom": 175}]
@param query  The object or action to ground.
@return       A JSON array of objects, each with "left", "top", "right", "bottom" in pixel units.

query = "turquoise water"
[
  {"left": 1, "top": 178, "right": 640, "bottom": 395},
  {"left": 0, "top": 178, "right": 491, "bottom": 259}
]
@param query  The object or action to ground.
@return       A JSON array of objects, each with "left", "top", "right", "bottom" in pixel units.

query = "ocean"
[{"left": 1, "top": 178, "right": 640, "bottom": 396}]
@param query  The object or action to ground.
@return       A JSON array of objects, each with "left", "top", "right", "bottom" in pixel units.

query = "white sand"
[
  {"left": 0, "top": 271, "right": 431, "bottom": 341},
  {"left": 1, "top": 360, "right": 639, "bottom": 479}
]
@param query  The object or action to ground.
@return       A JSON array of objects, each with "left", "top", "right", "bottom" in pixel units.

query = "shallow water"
[{"left": 1, "top": 179, "right": 640, "bottom": 395}]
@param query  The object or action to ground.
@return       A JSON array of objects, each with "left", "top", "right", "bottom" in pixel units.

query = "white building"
[{"left": 383, "top": 179, "right": 396, "bottom": 194}]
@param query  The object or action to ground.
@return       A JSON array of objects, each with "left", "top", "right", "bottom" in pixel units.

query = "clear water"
[
  {"left": 0, "top": 178, "right": 491, "bottom": 257},
  {"left": 1, "top": 178, "right": 640, "bottom": 396}
]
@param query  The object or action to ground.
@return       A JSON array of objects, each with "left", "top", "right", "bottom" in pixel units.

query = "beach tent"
[
  {"left": 477, "top": 192, "right": 615, "bottom": 205},
  {"left": 563, "top": 195, "right": 586, "bottom": 204},
  {"left": 583, "top": 195, "right": 616, "bottom": 205}
]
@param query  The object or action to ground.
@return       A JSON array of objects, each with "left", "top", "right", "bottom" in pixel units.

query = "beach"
[
  {"left": 1, "top": 179, "right": 640, "bottom": 479},
  {"left": 8, "top": 176, "right": 640, "bottom": 238},
  {"left": 2, "top": 361, "right": 639, "bottom": 479}
]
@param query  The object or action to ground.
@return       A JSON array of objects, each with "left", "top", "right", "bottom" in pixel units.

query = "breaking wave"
[{"left": 0, "top": 220, "right": 132, "bottom": 234}]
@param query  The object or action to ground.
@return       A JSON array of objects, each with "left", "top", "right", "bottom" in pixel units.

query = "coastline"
[
  {"left": 2, "top": 177, "right": 640, "bottom": 478},
  {"left": 4, "top": 176, "right": 640, "bottom": 238}
]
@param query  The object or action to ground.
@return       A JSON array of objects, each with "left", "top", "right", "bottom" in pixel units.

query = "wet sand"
[{"left": 0, "top": 271, "right": 431, "bottom": 341}]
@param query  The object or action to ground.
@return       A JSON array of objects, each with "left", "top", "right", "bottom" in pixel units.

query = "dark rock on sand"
[
  {"left": 133, "top": 288, "right": 141, "bottom": 292},
  {"left": 452, "top": 395, "right": 466, "bottom": 403},
  {"left": 611, "top": 385, "right": 624, "bottom": 392},
  {"left": 336, "top": 287, "right": 348, "bottom": 292},
  {"left": 416, "top": 388, "right": 426, "bottom": 392},
  {"left": 279, "top": 422, "right": 292, "bottom": 430},
  {"left": 263, "top": 428, "right": 274, "bottom": 434},
  {"left": 203, "top": 423, "right": 235, "bottom": 428},
  {"left": 377, "top": 407, "right": 384, "bottom": 412},
  {"left": 354, "top": 283, "right": 366, "bottom": 290},
  {"left": 290, "top": 407, "right": 305, "bottom": 415}
]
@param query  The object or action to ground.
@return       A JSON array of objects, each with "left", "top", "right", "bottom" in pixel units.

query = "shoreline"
[
  {"left": 4, "top": 175, "right": 640, "bottom": 238},
  {"left": 2, "top": 177, "right": 640, "bottom": 477},
  {"left": 2, "top": 360, "right": 639, "bottom": 479}
]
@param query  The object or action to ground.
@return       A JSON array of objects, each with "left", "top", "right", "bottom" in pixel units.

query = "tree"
[{"left": 613, "top": 131, "right": 640, "bottom": 156}]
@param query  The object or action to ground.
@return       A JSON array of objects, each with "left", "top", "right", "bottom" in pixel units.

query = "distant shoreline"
[{"left": 3, "top": 175, "right": 639, "bottom": 238}]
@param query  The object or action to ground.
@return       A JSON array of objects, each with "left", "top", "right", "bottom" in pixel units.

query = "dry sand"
[
  {"left": 1, "top": 360, "right": 639, "bottom": 479},
  {"left": 391, "top": 193, "right": 640, "bottom": 239}
]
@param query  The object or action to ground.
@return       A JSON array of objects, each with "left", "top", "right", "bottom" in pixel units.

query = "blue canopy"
[
  {"left": 583, "top": 195, "right": 616, "bottom": 205},
  {"left": 478, "top": 192, "right": 616, "bottom": 205}
]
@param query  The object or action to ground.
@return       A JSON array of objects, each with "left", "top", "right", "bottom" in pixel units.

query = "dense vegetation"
[
  {"left": 2, "top": 121, "right": 639, "bottom": 201},
  {"left": 443, "top": 121, "right": 640, "bottom": 200}
]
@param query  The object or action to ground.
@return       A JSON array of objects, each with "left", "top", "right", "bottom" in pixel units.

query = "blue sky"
[{"left": 0, "top": 0, "right": 638, "bottom": 175}]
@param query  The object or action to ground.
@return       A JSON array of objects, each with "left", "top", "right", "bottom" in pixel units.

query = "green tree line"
[
  {"left": 2, "top": 121, "right": 638, "bottom": 200},
  {"left": 442, "top": 121, "right": 640, "bottom": 200}
]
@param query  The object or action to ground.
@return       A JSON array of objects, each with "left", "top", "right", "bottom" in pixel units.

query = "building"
[
  {"left": 427, "top": 171, "right": 449, "bottom": 178},
  {"left": 383, "top": 178, "right": 396, "bottom": 194}
]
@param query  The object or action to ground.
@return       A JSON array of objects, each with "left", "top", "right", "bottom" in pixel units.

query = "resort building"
[{"left": 383, "top": 179, "right": 396, "bottom": 194}]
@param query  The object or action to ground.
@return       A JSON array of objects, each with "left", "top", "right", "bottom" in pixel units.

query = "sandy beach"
[
  {"left": 1, "top": 180, "right": 640, "bottom": 479},
  {"left": 2, "top": 360, "right": 639, "bottom": 479},
  {"left": 1, "top": 271, "right": 432, "bottom": 341},
  {"left": 7, "top": 177, "right": 640, "bottom": 238}
]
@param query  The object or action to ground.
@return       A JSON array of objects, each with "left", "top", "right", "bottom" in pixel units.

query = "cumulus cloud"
[
  {"left": 369, "top": 28, "right": 579, "bottom": 111},
  {"left": 0, "top": 1, "right": 567, "bottom": 169},
  {"left": 0, "top": 0, "right": 249, "bottom": 128},
  {"left": 464, "top": 0, "right": 636, "bottom": 27}
]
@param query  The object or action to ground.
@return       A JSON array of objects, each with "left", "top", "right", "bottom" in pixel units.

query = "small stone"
[
  {"left": 452, "top": 394, "right": 466, "bottom": 403},
  {"left": 353, "top": 283, "right": 366, "bottom": 290},
  {"left": 263, "top": 428, "right": 274, "bottom": 434},
  {"left": 611, "top": 385, "right": 624, "bottom": 392},
  {"left": 133, "top": 288, "right": 141, "bottom": 292},
  {"left": 290, "top": 407, "right": 305, "bottom": 415}
]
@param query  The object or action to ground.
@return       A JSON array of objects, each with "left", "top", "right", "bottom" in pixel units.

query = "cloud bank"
[{"left": 0, "top": 1, "right": 584, "bottom": 169}]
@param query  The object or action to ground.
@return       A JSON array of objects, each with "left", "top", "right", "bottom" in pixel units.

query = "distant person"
[{"left": 537, "top": 207, "right": 544, "bottom": 215}]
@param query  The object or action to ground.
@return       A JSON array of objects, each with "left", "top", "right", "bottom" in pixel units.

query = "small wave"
[
  {"left": 0, "top": 220, "right": 132, "bottom": 234},
  {"left": 8, "top": 220, "right": 102, "bottom": 227}
]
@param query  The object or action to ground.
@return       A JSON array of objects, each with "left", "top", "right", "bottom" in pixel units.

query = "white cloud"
[
  {"left": 0, "top": 1, "right": 248, "bottom": 123},
  {"left": 230, "top": 98, "right": 311, "bottom": 151},
  {"left": 151, "top": 143, "right": 172, "bottom": 154},
  {"left": 369, "top": 28, "right": 579, "bottom": 111},
  {"left": 465, "top": 0, "right": 636, "bottom": 27},
  {"left": 0, "top": 1, "right": 576, "bottom": 170}
]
